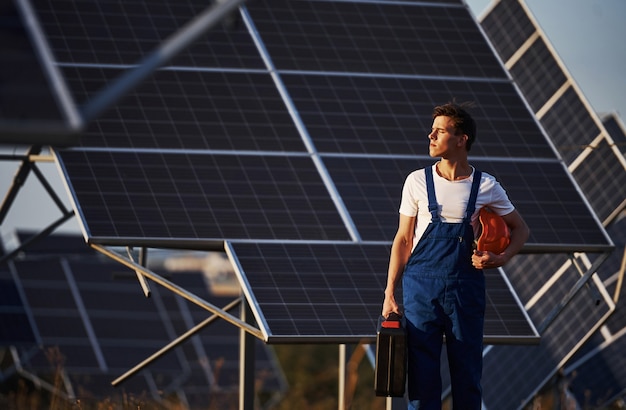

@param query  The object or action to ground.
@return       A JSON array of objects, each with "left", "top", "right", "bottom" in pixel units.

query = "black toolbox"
[{"left": 374, "top": 313, "right": 407, "bottom": 397}]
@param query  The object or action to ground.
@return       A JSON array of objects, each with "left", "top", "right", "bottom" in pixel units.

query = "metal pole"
[
  {"left": 239, "top": 298, "right": 255, "bottom": 410},
  {"left": 125, "top": 247, "right": 151, "bottom": 297},
  {"left": 0, "top": 211, "right": 74, "bottom": 265},
  {"left": 338, "top": 344, "right": 346, "bottom": 410},
  {"left": 0, "top": 146, "right": 41, "bottom": 224}
]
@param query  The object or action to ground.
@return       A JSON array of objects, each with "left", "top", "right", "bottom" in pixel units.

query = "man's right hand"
[{"left": 382, "top": 294, "right": 401, "bottom": 318}]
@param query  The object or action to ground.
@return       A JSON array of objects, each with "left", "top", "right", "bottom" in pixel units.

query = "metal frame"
[{"left": 0, "top": 150, "right": 75, "bottom": 265}]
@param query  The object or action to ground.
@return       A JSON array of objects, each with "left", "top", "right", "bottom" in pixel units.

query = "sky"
[{"left": 1, "top": 0, "right": 625, "bottom": 239}]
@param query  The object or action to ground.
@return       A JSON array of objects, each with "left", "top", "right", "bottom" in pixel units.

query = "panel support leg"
[
  {"left": 338, "top": 344, "right": 346, "bottom": 410},
  {"left": 240, "top": 297, "right": 255, "bottom": 410}
]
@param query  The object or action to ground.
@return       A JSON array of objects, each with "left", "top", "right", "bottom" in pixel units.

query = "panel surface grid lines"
[
  {"left": 323, "top": 156, "right": 610, "bottom": 247},
  {"left": 247, "top": 0, "right": 504, "bottom": 77},
  {"left": 59, "top": 150, "right": 350, "bottom": 242},
  {"left": 61, "top": 67, "right": 307, "bottom": 152},
  {"left": 573, "top": 139, "right": 626, "bottom": 223},
  {"left": 231, "top": 242, "right": 390, "bottom": 341},
  {"left": 33, "top": 0, "right": 266, "bottom": 69},
  {"left": 480, "top": 0, "right": 535, "bottom": 62},
  {"left": 510, "top": 38, "right": 567, "bottom": 112},
  {"left": 284, "top": 74, "right": 553, "bottom": 158},
  {"left": 229, "top": 242, "right": 537, "bottom": 342}
]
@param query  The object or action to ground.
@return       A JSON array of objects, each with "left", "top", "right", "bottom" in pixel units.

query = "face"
[{"left": 428, "top": 116, "right": 467, "bottom": 158}]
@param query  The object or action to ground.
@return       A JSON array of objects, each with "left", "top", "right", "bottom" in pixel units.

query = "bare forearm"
[
  {"left": 382, "top": 236, "right": 412, "bottom": 316},
  {"left": 385, "top": 241, "right": 411, "bottom": 294},
  {"left": 502, "top": 224, "right": 529, "bottom": 261}
]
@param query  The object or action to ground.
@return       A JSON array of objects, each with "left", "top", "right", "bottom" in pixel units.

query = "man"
[{"left": 381, "top": 102, "right": 529, "bottom": 409}]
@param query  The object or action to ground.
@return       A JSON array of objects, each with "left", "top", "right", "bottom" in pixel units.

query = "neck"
[{"left": 436, "top": 159, "right": 472, "bottom": 181}]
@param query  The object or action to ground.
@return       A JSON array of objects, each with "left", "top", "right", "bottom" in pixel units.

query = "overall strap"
[
  {"left": 465, "top": 169, "right": 482, "bottom": 221},
  {"left": 425, "top": 165, "right": 440, "bottom": 222}
]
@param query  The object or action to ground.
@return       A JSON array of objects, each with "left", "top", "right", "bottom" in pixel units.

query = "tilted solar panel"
[
  {"left": 247, "top": 0, "right": 504, "bottom": 77},
  {"left": 33, "top": 0, "right": 264, "bottom": 69},
  {"left": 480, "top": 0, "right": 535, "bottom": 62},
  {"left": 58, "top": 150, "right": 350, "bottom": 245},
  {"left": 284, "top": 74, "right": 553, "bottom": 157},
  {"left": 573, "top": 139, "right": 626, "bottom": 223},
  {"left": 324, "top": 156, "right": 610, "bottom": 249},
  {"left": 540, "top": 87, "right": 603, "bottom": 164},
  {"left": 509, "top": 38, "right": 567, "bottom": 112},
  {"left": 62, "top": 67, "right": 307, "bottom": 151},
  {"left": 226, "top": 242, "right": 538, "bottom": 344}
]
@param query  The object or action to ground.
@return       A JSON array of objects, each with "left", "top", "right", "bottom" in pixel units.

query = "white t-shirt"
[{"left": 399, "top": 163, "right": 515, "bottom": 250}]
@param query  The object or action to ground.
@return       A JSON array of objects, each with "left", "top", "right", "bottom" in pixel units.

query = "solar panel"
[
  {"left": 540, "top": 87, "right": 603, "bottom": 164},
  {"left": 324, "top": 156, "right": 610, "bottom": 249},
  {"left": 572, "top": 139, "right": 626, "bottom": 223},
  {"left": 33, "top": 0, "right": 264, "bottom": 69},
  {"left": 247, "top": 0, "right": 501, "bottom": 77},
  {"left": 226, "top": 242, "right": 538, "bottom": 344},
  {"left": 61, "top": 67, "right": 307, "bottom": 151},
  {"left": 58, "top": 150, "right": 350, "bottom": 245},
  {"left": 508, "top": 38, "right": 567, "bottom": 112},
  {"left": 480, "top": 0, "right": 535, "bottom": 63},
  {"left": 285, "top": 74, "right": 553, "bottom": 158}
]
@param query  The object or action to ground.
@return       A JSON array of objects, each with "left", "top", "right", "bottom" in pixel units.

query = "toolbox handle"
[{"left": 381, "top": 312, "right": 403, "bottom": 328}]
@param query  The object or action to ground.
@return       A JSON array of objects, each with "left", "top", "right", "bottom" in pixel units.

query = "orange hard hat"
[{"left": 475, "top": 207, "right": 510, "bottom": 254}]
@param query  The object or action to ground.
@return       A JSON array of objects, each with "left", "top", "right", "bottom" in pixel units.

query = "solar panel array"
[
  {"left": 0, "top": 232, "right": 285, "bottom": 407},
  {"left": 27, "top": 0, "right": 612, "bottom": 349},
  {"left": 5, "top": 0, "right": 623, "bottom": 406},
  {"left": 479, "top": 0, "right": 625, "bottom": 408}
]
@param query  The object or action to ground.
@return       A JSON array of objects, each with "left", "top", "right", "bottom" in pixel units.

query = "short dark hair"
[{"left": 432, "top": 102, "right": 476, "bottom": 151}]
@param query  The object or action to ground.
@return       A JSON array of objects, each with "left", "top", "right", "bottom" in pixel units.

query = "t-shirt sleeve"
[
  {"left": 488, "top": 179, "right": 516, "bottom": 216},
  {"left": 399, "top": 172, "right": 419, "bottom": 217}
]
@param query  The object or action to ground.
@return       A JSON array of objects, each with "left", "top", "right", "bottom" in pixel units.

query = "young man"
[{"left": 381, "top": 103, "right": 529, "bottom": 409}]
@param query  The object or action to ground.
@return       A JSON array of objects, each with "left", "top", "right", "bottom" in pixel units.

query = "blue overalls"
[{"left": 402, "top": 166, "right": 485, "bottom": 410}]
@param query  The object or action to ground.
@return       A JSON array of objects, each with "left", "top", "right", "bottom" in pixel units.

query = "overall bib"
[{"left": 403, "top": 166, "right": 485, "bottom": 410}]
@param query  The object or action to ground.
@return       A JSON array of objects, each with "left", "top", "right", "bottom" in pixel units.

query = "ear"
[{"left": 458, "top": 134, "right": 468, "bottom": 148}]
